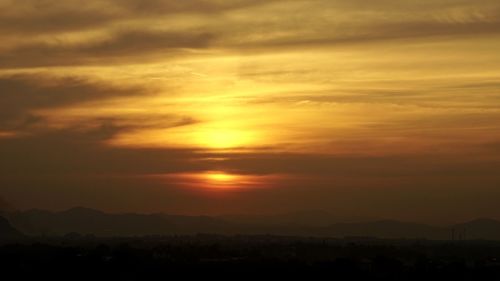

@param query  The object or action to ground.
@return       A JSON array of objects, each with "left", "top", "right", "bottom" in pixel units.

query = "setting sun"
[
  {"left": 199, "top": 171, "right": 246, "bottom": 189},
  {"left": 197, "top": 128, "right": 255, "bottom": 149},
  {"left": 204, "top": 172, "right": 238, "bottom": 183},
  {"left": 154, "top": 171, "right": 278, "bottom": 190}
]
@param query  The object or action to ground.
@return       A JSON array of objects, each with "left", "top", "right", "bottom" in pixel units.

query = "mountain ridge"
[
  {"left": 6, "top": 207, "right": 500, "bottom": 240},
  {"left": 0, "top": 215, "right": 24, "bottom": 240}
]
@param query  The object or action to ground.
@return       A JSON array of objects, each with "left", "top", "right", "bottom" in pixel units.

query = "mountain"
[
  {"left": 6, "top": 207, "right": 500, "bottom": 240},
  {"left": 452, "top": 218, "right": 500, "bottom": 240},
  {"left": 0, "top": 215, "right": 23, "bottom": 240},
  {"left": 8, "top": 207, "right": 233, "bottom": 236}
]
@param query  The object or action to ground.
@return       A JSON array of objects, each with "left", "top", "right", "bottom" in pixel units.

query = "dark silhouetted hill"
[
  {"left": 6, "top": 207, "right": 500, "bottom": 240},
  {"left": 8, "top": 207, "right": 233, "bottom": 236},
  {"left": 0, "top": 215, "right": 23, "bottom": 240},
  {"left": 452, "top": 218, "right": 500, "bottom": 240}
]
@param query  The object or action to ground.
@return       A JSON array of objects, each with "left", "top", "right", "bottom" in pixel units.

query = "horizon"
[{"left": 4, "top": 205, "right": 500, "bottom": 227}]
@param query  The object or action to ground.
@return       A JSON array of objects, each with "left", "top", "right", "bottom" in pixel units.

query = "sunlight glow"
[
  {"left": 199, "top": 171, "right": 245, "bottom": 189},
  {"left": 196, "top": 128, "right": 255, "bottom": 149},
  {"left": 151, "top": 171, "right": 282, "bottom": 190},
  {"left": 205, "top": 171, "right": 238, "bottom": 183}
]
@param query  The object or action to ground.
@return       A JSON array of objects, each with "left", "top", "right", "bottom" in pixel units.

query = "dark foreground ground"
[{"left": 1, "top": 235, "right": 500, "bottom": 280}]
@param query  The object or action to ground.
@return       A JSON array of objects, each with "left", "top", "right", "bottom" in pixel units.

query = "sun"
[
  {"left": 197, "top": 128, "right": 254, "bottom": 149},
  {"left": 205, "top": 172, "right": 238, "bottom": 183},
  {"left": 153, "top": 171, "right": 279, "bottom": 190},
  {"left": 201, "top": 171, "right": 243, "bottom": 189}
]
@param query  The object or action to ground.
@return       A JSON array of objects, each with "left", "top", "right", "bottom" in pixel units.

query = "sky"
[{"left": 1, "top": 0, "right": 500, "bottom": 223}]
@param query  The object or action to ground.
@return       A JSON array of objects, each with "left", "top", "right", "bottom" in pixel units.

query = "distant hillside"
[
  {"left": 452, "top": 218, "right": 500, "bottom": 240},
  {"left": 6, "top": 207, "right": 500, "bottom": 240},
  {"left": 0, "top": 215, "right": 23, "bottom": 240},
  {"left": 8, "top": 207, "right": 233, "bottom": 236}
]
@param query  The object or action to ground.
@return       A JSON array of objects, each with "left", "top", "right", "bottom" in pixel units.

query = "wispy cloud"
[{"left": 0, "top": 74, "right": 146, "bottom": 129}]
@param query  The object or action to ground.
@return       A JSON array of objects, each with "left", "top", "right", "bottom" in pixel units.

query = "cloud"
[
  {"left": 0, "top": 127, "right": 208, "bottom": 176},
  {"left": 0, "top": 30, "right": 215, "bottom": 68},
  {"left": 0, "top": 73, "right": 202, "bottom": 148},
  {"left": 0, "top": 73, "right": 206, "bottom": 177},
  {"left": 212, "top": 151, "right": 500, "bottom": 179},
  {"left": 240, "top": 81, "right": 500, "bottom": 112},
  {"left": 0, "top": 0, "right": 277, "bottom": 35},
  {"left": 234, "top": 14, "right": 500, "bottom": 50},
  {"left": 1, "top": 127, "right": 500, "bottom": 219},
  {"left": 198, "top": 0, "right": 500, "bottom": 52},
  {"left": 2, "top": 0, "right": 500, "bottom": 68},
  {"left": 0, "top": 74, "right": 146, "bottom": 130},
  {"left": 2, "top": 121, "right": 499, "bottom": 178},
  {"left": 0, "top": 2, "right": 116, "bottom": 35}
]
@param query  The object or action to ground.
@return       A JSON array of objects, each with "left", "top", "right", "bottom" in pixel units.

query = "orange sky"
[{"left": 1, "top": 0, "right": 500, "bottom": 223}]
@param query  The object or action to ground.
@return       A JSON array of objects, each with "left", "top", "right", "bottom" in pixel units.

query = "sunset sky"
[{"left": 1, "top": 0, "right": 500, "bottom": 223}]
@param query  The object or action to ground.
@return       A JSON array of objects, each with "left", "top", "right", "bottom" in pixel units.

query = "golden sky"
[{"left": 1, "top": 0, "right": 500, "bottom": 223}]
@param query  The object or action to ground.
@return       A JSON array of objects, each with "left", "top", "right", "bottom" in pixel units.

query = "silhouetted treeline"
[{"left": 1, "top": 235, "right": 500, "bottom": 280}]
